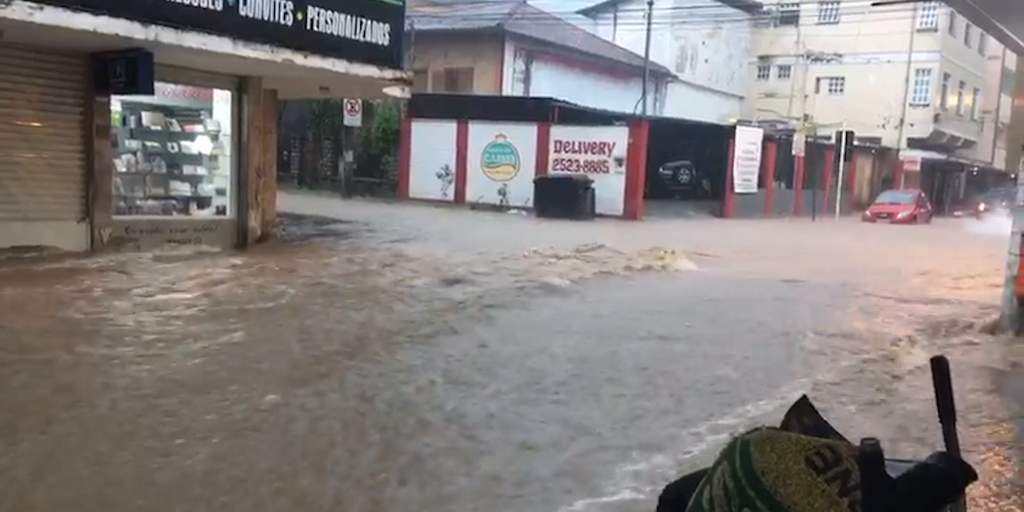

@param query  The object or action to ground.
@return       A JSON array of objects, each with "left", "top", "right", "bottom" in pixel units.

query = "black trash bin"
[{"left": 534, "top": 174, "right": 596, "bottom": 220}]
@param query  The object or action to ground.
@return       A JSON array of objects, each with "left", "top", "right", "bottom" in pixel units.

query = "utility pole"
[
  {"left": 895, "top": 1, "right": 919, "bottom": 188},
  {"left": 641, "top": 0, "right": 654, "bottom": 115},
  {"left": 835, "top": 122, "right": 849, "bottom": 220}
]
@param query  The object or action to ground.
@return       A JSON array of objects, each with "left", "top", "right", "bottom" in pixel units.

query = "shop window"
[{"left": 111, "top": 82, "right": 234, "bottom": 217}]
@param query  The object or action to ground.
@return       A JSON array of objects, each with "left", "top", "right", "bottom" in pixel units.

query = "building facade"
[
  {"left": 580, "top": 0, "right": 760, "bottom": 124},
  {"left": 0, "top": 0, "right": 407, "bottom": 252},
  {"left": 745, "top": 0, "right": 1019, "bottom": 208},
  {"left": 408, "top": 0, "right": 674, "bottom": 115}
]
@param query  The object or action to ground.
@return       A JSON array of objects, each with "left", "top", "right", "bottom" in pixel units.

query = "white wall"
[
  {"left": 549, "top": 126, "right": 629, "bottom": 216},
  {"left": 528, "top": 53, "right": 647, "bottom": 114},
  {"left": 663, "top": 82, "right": 743, "bottom": 124},
  {"left": 0, "top": 221, "right": 90, "bottom": 252},
  {"left": 409, "top": 120, "right": 458, "bottom": 202},
  {"left": 586, "top": 0, "right": 751, "bottom": 121},
  {"left": 466, "top": 122, "right": 538, "bottom": 208}
]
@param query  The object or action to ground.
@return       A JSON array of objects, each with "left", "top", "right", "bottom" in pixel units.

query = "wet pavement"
[{"left": 0, "top": 191, "right": 1021, "bottom": 511}]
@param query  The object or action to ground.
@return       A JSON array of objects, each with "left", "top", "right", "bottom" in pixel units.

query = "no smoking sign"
[{"left": 343, "top": 98, "right": 362, "bottom": 127}]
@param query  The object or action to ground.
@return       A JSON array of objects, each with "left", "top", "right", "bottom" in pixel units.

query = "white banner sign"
[
  {"left": 343, "top": 98, "right": 363, "bottom": 127},
  {"left": 548, "top": 126, "right": 629, "bottom": 216},
  {"left": 733, "top": 126, "right": 764, "bottom": 194}
]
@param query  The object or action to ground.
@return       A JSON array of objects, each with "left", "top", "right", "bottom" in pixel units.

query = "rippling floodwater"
[{"left": 0, "top": 196, "right": 1020, "bottom": 511}]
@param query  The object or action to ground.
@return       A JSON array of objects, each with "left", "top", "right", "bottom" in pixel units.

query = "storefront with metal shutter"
[
  {"left": 0, "top": 0, "right": 408, "bottom": 252},
  {"left": 0, "top": 44, "right": 90, "bottom": 251}
]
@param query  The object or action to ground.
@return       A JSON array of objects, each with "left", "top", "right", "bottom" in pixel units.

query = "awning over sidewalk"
[{"left": 0, "top": 1, "right": 411, "bottom": 99}]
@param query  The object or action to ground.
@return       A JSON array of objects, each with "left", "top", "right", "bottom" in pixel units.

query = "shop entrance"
[{"left": 644, "top": 118, "right": 731, "bottom": 218}]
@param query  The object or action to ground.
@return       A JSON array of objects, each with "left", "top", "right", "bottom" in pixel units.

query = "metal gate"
[{"left": 0, "top": 44, "right": 88, "bottom": 225}]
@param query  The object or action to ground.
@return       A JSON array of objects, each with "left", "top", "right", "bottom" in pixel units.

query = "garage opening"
[{"left": 644, "top": 118, "right": 732, "bottom": 219}]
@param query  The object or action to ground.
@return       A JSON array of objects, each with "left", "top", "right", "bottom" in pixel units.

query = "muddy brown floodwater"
[{"left": 0, "top": 193, "right": 1021, "bottom": 512}]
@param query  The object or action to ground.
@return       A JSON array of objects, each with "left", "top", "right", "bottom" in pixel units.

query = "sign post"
[
  {"left": 732, "top": 126, "right": 764, "bottom": 194},
  {"left": 343, "top": 99, "right": 363, "bottom": 128}
]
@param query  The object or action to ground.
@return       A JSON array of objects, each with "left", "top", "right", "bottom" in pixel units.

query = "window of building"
[
  {"left": 111, "top": 82, "right": 234, "bottom": 218},
  {"left": 817, "top": 1, "right": 840, "bottom": 24},
  {"left": 412, "top": 69, "right": 429, "bottom": 93},
  {"left": 956, "top": 80, "right": 966, "bottom": 115},
  {"left": 817, "top": 76, "right": 845, "bottom": 95},
  {"left": 978, "top": 33, "right": 987, "bottom": 55},
  {"left": 777, "top": 64, "right": 792, "bottom": 80},
  {"left": 756, "top": 62, "right": 771, "bottom": 81},
  {"left": 972, "top": 87, "right": 980, "bottom": 120},
  {"left": 964, "top": 23, "right": 973, "bottom": 47},
  {"left": 948, "top": 11, "right": 957, "bottom": 37},
  {"left": 431, "top": 67, "right": 475, "bottom": 94},
  {"left": 778, "top": 2, "right": 800, "bottom": 26},
  {"left": 910, "top": 68, "right": 933, "bottom": 106},
  {"left": 916, "top": 1, "right": 939, "bottom": 31},
  {"left": 941, "top": 72, "right": 951, "bottom": 110}
]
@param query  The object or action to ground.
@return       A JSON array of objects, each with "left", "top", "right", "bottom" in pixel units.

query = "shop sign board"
[
  {"left": 409, "top": 120, "right": 457, "bottom": 202},
  {"left": 466, "top": 122, "right": 537, "bottom": 208},
  {"left": 343, "top": 99, "right": 363, "bottom": 127},
  {"left": 93, "top": 49, "right": 155, "bottom": 95},
  {"left": 548, "top": 126, "right": 628, "bottom": 216},
  {"left": 901, "top": 157, "right": 922, "bottom": 173},
  {"left": 733, "top": 125, "right": 764, "bottom": 194},
  {"left": 34, "top": 0, "right": 405, "bottom": 69},
  {"left": 792, "top": 132, "right": 806, "bottom": 157}
]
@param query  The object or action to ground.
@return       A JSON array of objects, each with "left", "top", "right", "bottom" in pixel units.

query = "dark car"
[
  {"left": 652, "top": 160, "right": 711, "bottom": 199},
  {"left": 862, "top": 189, "right": 934, "bottom": 224}
]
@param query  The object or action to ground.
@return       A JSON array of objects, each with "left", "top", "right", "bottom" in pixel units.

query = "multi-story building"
[
  {"left": 579, "top": 0, "right": 761, "bottom": 124},
  {"left": 746, "top": 0, "right": 1019, "bottom": 209}
]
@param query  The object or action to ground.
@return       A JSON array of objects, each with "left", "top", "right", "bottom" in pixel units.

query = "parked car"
[
  {"left": 652, "top": 160, "right": 711, "bottom": 199},
  {"left": 862, "top": 189, "right": 933, "bottom": 224}
]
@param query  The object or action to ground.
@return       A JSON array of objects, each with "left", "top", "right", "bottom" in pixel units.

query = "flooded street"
[{"left": 1, "top": 191, "right": 1021, "bottom": 511}]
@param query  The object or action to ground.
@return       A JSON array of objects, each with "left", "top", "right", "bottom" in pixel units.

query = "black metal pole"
[
  {"left": 931, "top": 355, "right": 967, "bottom": 512},
  {"left": 641, "top": 0, "right": 654, "bottom": 116}
]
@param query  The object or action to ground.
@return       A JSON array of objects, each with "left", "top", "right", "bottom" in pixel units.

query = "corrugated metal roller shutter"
[{"left": 0, "top": 45, "right": 88, "bottom": 221}]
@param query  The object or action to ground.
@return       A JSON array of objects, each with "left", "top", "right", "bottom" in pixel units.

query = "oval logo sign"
[{"left": 481, "top": 134, "right": 521, "bottom": 182}]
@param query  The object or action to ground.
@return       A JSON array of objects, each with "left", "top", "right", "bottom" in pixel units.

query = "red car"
[{"left": 862, "top": 189, "right": 934, "bottom": 224}]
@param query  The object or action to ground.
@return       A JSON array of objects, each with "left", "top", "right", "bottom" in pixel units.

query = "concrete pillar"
[
  {"left": 761, "top": 140, "right": 778, "bottom": 217},
  {"left": 793, "top": 156, "right": 806, "bottom": 216},
  {"left": 624, "top": 119, "right": 650, "bottom": 220},
  {"left": 723, "top": 137, "right": 736, "bottom": 218},
  {"left": 535, "top": 122, "right": 551, "bottom": 178},
  {"left": 397, "top": 117, "right": 412, "bottom": 200},
  {"left": 240, "top": 78, "right": 278, "bottom": 246},
  {"left": 454, "top": 120, "right": 469, "bottom": 204}
]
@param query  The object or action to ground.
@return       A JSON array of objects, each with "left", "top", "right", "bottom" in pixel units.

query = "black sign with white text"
[{"left": 34, "top": 0, "right": 405, "bottom": 69}]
